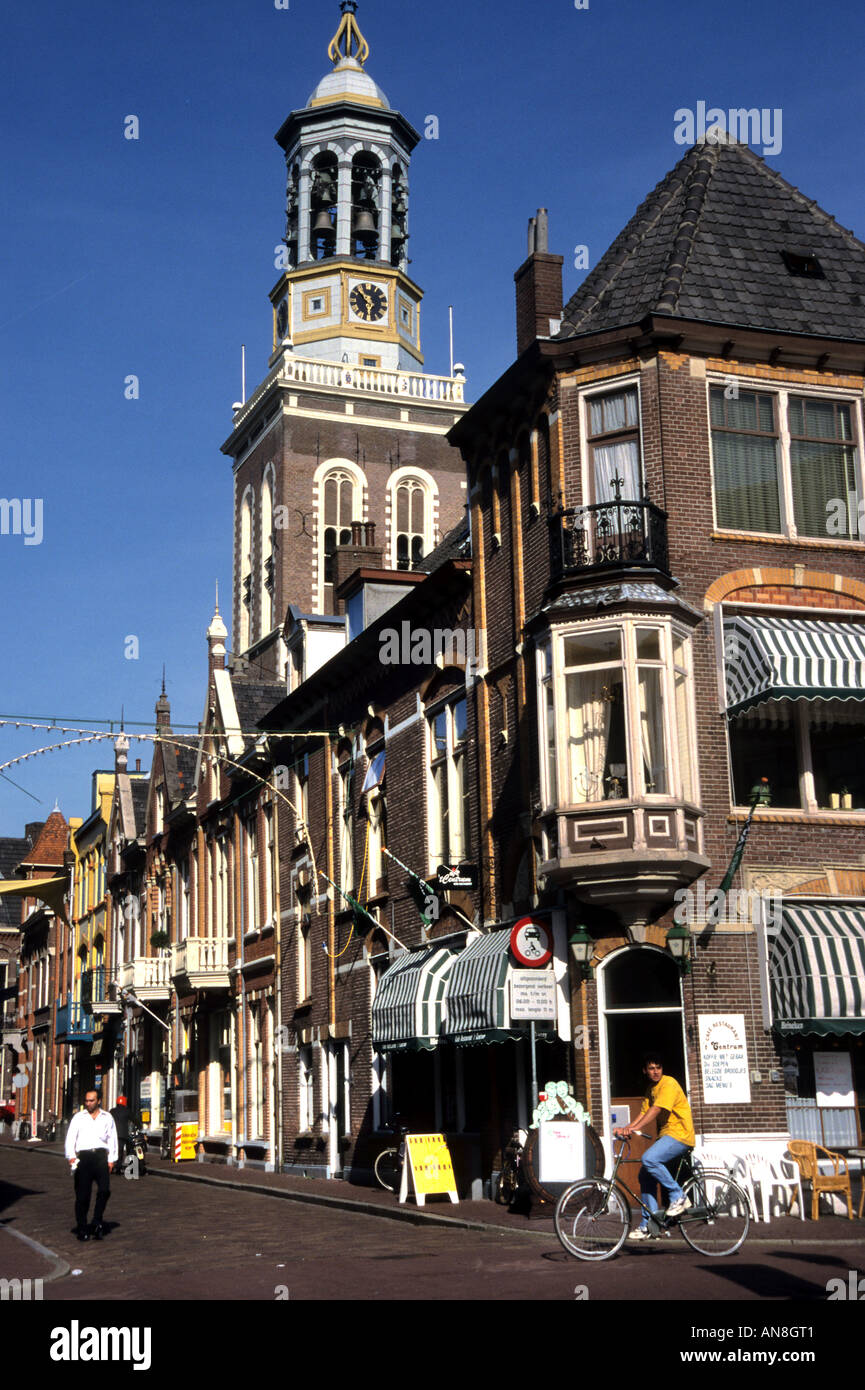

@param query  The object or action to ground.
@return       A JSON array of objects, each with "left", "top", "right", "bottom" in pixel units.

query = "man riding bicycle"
[{"left": 614, "top": 1052, "right": 695, "bottom": 1241}]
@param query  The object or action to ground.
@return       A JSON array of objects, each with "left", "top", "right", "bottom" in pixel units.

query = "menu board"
[
  {"left": 814, "top": 1052, "right": 854, "bottom": 1108},
  {"left": 698, "top": 1014, "right": 751, "bottom": 1105}
]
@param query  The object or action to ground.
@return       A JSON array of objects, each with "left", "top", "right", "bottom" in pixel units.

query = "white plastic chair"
[
  {"left": 768, "top": 1153, "right": 805, "bottom": 1221},
  {"left": 694, "top": 1147, "right": 760, "bottom": 1221}
]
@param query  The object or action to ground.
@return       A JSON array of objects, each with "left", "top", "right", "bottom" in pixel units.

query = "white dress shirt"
[{"left": 65, "top": 1108, "right": 119, "bottom": 1163}]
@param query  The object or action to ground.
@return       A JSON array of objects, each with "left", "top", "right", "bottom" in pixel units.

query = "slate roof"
[
  {"left": 0, "top": 836, "right": 32, "bottom": 931},
  {"left": 414, "top": 516, "right": 471, "bottom": 574},
  {"left": 558, "top": 135, "right": 865, "bottom": 343},
  {"left": 129, "top": 779, "right": 150, "bottom": 836},
  {"left": 231, "top": 677, "right": 287, "bottom": 739}
]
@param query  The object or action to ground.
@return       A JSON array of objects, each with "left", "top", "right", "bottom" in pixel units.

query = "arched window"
[
  {"left": 351, "top": 153, "right": 382, "bottom": 260},
  {"left": 310, "top": 152, "right": 337, "bottom": 260},
  {"left": 316, "top": 461, "right": 364, "bottom": 612},
  {"left": 239, "top": 488, "right": 253, "bottom": 651},
  {"left": 260, "top": 470, "right": 275, "bottom": 637},
  {"left": 389, "top": 469, "right": 435, "bottom": 570}
]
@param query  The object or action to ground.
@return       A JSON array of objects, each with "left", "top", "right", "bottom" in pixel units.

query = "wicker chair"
[{"left": 787, "top": 1141, "right": 854, "bottom": 1220}]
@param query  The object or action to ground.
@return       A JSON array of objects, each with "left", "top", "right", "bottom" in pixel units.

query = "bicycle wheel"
[
  {"left": 374, "top": 1147, "right": 401, "bottom": 1192},
  {"left": 554, "top": 1180, "right": 630, "bottom": 1261},
  {"left": 680, "top": 1172, "right": 750, "bottom": 1256}
]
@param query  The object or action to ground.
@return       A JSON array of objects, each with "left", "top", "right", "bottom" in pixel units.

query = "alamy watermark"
[
  {"left": 1, "top": 1277, "right": 43, "bottom": 1301},
  {"left": 0, "top": 498, "right": 43, "bottom": 545},
  {"left": 378, "top": 621, "right": 483, "bottom": 674},
  {"left": 673, "top": 883, "right": 783, "bottom": 928},
  {"left": 826, "top": 492, "right": 865, "bottom": 539},
  {"left": 673, "top": 103, "right": 782, "bottom": 157}
]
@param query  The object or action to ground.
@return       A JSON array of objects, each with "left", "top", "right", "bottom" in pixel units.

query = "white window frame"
[
  {"left": 299, "top": 1043, "right": 315, "bottom": 1132},
  {"left": 578, "top": 375, "right": 645, "bottom": 506},
  {"left": 542, "top": 618, "right": 699, "bottom": 811},
  {"left": 388, "top": 466, "right": 437, "bottom": 570},
  {"left": 426, "top": 693, "right": 469, "bottom": 870},
  {"left": 707, "top": 376, "right": 865, "bottom": 544}
]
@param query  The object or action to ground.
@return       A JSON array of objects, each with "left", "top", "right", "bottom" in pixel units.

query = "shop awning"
[
  {"left": 770, "top": 900, "right": 865, "bottom": 1036},
  {"left": 724, "top": 614, "right": 865, "bottom": 714},
  {"left": 371, "top": 945, "right": 456, "bottom": 1052},
  {"left": 441, "top": 929, "right": 555, "bottom": 1046}
]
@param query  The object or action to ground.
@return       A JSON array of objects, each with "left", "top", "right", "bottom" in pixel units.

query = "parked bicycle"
[
  {"left": 496, "top": 1128, "right": 527, "bottom": 1205},
  {"left": 554, "top": 1132, "right": 750, "bottom": 1261},
  {"left": 374, "top": 1115, "right": 409, "bottom": 1193}
]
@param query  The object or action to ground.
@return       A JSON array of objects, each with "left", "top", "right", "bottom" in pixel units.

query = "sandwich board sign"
[{"left": 399, "top": 1133, "right": 459, "bottom": 1206}]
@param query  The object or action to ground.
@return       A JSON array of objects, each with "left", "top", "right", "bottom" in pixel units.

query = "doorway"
[{"left": 598, "top": 946, "right": 687, "bottom": 1203}]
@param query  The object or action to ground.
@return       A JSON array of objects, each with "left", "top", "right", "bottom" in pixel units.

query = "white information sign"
[
  {"left": 538, "top": 1120, "right": 586, "bottom": 1184},
  {"left": 510, "top": 969, "right": 557, "bottom": 1021},
  {"left": 814, "top": 1052, "right": 854, "bottom": 1108},
  {"left": 698, "top": 1014, "right": 751, "bottom": 1105}
]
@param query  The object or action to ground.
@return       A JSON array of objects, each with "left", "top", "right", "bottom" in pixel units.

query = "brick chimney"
[
  {"left": 514, "top": 208, "right": 564, "bottom": 356},
  {"left": 332, "top": 523, "right": 384, "bottom": 612}
]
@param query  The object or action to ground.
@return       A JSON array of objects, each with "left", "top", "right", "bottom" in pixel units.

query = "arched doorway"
[{"left": 598, "top": 946, "right": 688, "bottom": 1200}]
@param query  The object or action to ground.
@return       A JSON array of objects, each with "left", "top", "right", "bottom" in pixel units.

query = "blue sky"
[{"left": 2, "top": 0, "right": 865, "bottom": 832}]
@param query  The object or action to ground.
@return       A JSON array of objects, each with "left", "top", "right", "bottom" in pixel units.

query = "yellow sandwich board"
[{"left": 400, "top": 1133, "right": 459, "bottom": 1206}]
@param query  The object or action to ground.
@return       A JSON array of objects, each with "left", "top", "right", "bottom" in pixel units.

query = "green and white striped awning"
[
  {"left": 770, "top": 900, "right": 865, "bottom": 1037},
  {"left": 724, "top": 614, "right": 865, "bottom": 715},
  {"left": 371, "top": 946, "right": 456, "bottom": 1052},
  {"left": 441, "top": 929, "right": 555, "bottom": 1047}
]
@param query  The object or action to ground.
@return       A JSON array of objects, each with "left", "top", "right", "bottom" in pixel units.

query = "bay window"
[{"left": 540, "top": 620, "right": 697, "bottom": 809}]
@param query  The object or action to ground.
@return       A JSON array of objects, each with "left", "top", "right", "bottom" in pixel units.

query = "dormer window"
[{"left": 781, "top": 248, "right": 825, "bottom": 279}]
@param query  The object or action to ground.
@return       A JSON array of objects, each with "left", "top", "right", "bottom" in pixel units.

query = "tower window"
[
  {"left": 393, "top": 476, "right": 430, "bottom": 570},
  {"left": 781, "top": 248, "right": 825, "bottom": 279}
]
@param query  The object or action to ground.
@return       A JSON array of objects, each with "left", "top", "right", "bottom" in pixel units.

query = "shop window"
[{"left": 729, "top": 700, "right": 865, "bottom": 811}]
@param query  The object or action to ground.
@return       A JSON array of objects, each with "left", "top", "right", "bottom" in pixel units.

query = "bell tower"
[
  {"left": 223, "top": 2, "right": 468, "bottom": 676},
  {"left": 270, "top": 1, "right": 423, "bottom": 371}
]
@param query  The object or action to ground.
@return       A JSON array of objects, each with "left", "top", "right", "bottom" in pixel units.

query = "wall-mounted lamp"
[
  {"left": 665, "top": 920, "right": 692, "bottom": 974},
  {"left": 568, "top": 925, "right": 594, "bottom": 980}
]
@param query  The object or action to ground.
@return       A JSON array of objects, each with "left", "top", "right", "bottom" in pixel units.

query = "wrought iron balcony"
[
  {"left": 555, "top": 496, "right": 669, "bottom": 576},
  {"left": 55, "top": 993, "right": 95, "bottom": 1042}
]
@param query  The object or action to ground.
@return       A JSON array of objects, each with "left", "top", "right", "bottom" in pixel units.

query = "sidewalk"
[{"left": 3, "top": 1134, "right": 864, "bottom": 1244}]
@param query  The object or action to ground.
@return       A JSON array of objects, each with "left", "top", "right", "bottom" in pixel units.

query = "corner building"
[{"left": 449, "top": 132, "right": 865, "bottom": 1185}]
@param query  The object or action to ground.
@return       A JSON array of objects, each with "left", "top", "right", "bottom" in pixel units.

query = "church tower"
[{"left": 223, "top": 2, "right": 468, "bottom": 679}]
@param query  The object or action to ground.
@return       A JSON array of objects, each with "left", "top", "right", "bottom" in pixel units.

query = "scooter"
[{"left": 121, "top": 1124, "right": 148, "bottom": 1179}]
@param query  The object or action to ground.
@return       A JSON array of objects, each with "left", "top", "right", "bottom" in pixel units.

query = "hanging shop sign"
[
  {"left": 698, "top": 1014, "right": 751, "bottom": 1105},
  {"left": 399, "top": 1133, "right": 459, "bottom": 1207},
  {"left": 814, "top": 1052, "right": 855, "bottom": 1108},
  {"left": 510, "top": 916, "right": 553, "bottom": 968},
  {"left": 435, "top": 863, "right": 477, "bottom": 891},
  {"left": 511, "top": 969, "right": 557, "bottom": 1021}
]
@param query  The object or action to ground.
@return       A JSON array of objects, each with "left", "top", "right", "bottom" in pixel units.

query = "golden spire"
[{"left": 328, "top": 2, "right": 370, "bottom": 68}]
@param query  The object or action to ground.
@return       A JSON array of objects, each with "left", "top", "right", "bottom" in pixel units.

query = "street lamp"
[
  {"left": 665, "top": 920, "right": 692, "bottom": 974},
  {"left": 568, "top": 925, "right": 594, "bottom": 980}
]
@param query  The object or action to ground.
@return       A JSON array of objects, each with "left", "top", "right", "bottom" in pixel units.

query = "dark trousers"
[{"left": 74, "top": 1150, "right": 111, "bottom": 1230}]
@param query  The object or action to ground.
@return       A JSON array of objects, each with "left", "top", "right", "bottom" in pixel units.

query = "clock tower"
[
  {"left": 271, "top": 1, "right": 423, "bottom": 372},
  {"left": 222, "top": 3, "right": 468, "bottom": 674}
]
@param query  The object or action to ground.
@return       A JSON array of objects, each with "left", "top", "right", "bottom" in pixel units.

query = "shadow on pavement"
[
  {"left": 693, "top": 1263, "right": 828, "bottom": 1299},
  {"left": 0, "top": 1180, "right": 43, "bottom": 1215}
]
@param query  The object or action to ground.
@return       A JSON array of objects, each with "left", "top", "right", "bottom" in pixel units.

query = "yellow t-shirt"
[{"left": 640, "top": 1074, "right": 695, "bottom": 1147}]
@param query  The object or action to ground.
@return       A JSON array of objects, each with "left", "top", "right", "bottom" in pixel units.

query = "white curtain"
[
  {"left": 593, "top": 440, "right": 641, "bottom": 502},
  {"left": 638, "top": 668, "right": 668, "bottom": 794},
  {"left": 568, "top": 672, "right": 612, "bottom": 803}
]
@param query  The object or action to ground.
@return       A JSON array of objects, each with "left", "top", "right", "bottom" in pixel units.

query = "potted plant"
[{"left": 150, "top": 930, "right": 170, "bottom": 951}]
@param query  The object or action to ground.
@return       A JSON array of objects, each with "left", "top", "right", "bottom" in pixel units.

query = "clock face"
[
  {"left": 349, "top": 281, "right": 387, "bottom": 323},
  {"left": 276, "top": 298, "right": 288, "bottom": 339}
]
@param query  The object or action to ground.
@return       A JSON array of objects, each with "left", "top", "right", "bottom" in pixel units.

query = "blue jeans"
[{"left": 638, "top": 1136, "right": 689, "bottom": 1224}]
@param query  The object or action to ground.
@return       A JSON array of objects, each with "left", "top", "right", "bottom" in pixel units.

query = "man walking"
[
  {"left": 110, "top": 1094, "right": 131, "bottom": 1169},
  {"left": 65, "top": 1089, "right": 118, "bottom": 1241}
]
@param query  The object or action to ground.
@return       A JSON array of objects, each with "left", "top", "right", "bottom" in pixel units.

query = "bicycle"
[
  {"left": 496, "top": 1128, "right": 527, "bottom": 1205},
  {"left": 554, "top": 1132, "right": 750, "bottom": 1261},
  {"left": 374, "top": 1116, "right": 409, "bottom": 1193}
]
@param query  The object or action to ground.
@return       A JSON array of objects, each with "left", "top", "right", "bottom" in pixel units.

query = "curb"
[{"left": 1, "top": 1222, "right": 71, "bottom": 1283}]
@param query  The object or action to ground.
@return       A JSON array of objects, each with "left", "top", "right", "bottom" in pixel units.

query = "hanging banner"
[
  {"left": 400, "top": 1133, "right": 458, "bottom": 1206},
  {"left": 698, "top": 1014, "right": 751, "bottom": 1104}
]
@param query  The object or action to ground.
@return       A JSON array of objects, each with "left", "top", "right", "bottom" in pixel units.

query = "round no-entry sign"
[{"left": 510, "top": 916, "right": 553, "bottom": 968}]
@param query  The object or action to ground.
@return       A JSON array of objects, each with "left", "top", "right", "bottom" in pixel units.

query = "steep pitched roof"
[
  {"left": 559, "top": 136, "right": 865, "bottom": 342},
  {"left": 414, "top": 516, "right": 471, "bottom": 574},
  {"left": 0, "top": 836, "right": 32, "bottom": 930},
  {"left": 130, "top": 779, "right": 150, "bottom": 836},
  {"left": 230, "top": 677, "right": 286, "bottom": 741},
  {"left": 19, "top": 809, "right": 68, "bottom": 868}
]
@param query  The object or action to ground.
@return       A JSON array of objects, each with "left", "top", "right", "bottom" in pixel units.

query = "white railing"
[
  {"left": 171, "top": 937, "right": 230, "bottom": 979},
  {"left": 231, "top": 352, "right": 466, "bottom": 429},
  {"left": 119, "top": 957, "right": 171, "bottom": 992}
]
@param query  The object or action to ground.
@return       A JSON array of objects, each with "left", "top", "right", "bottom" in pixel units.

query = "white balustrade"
[{"left": 232, "top": 352, "right": 465, "bottom": 428}]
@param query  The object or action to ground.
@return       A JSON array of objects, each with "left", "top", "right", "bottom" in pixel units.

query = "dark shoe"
[
  {"left": 91, "top": 1224, "right": 105, "bottom": 1240},
  {"left": 76, "top": 1228, "right": 90, "bottom": 1242}
]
